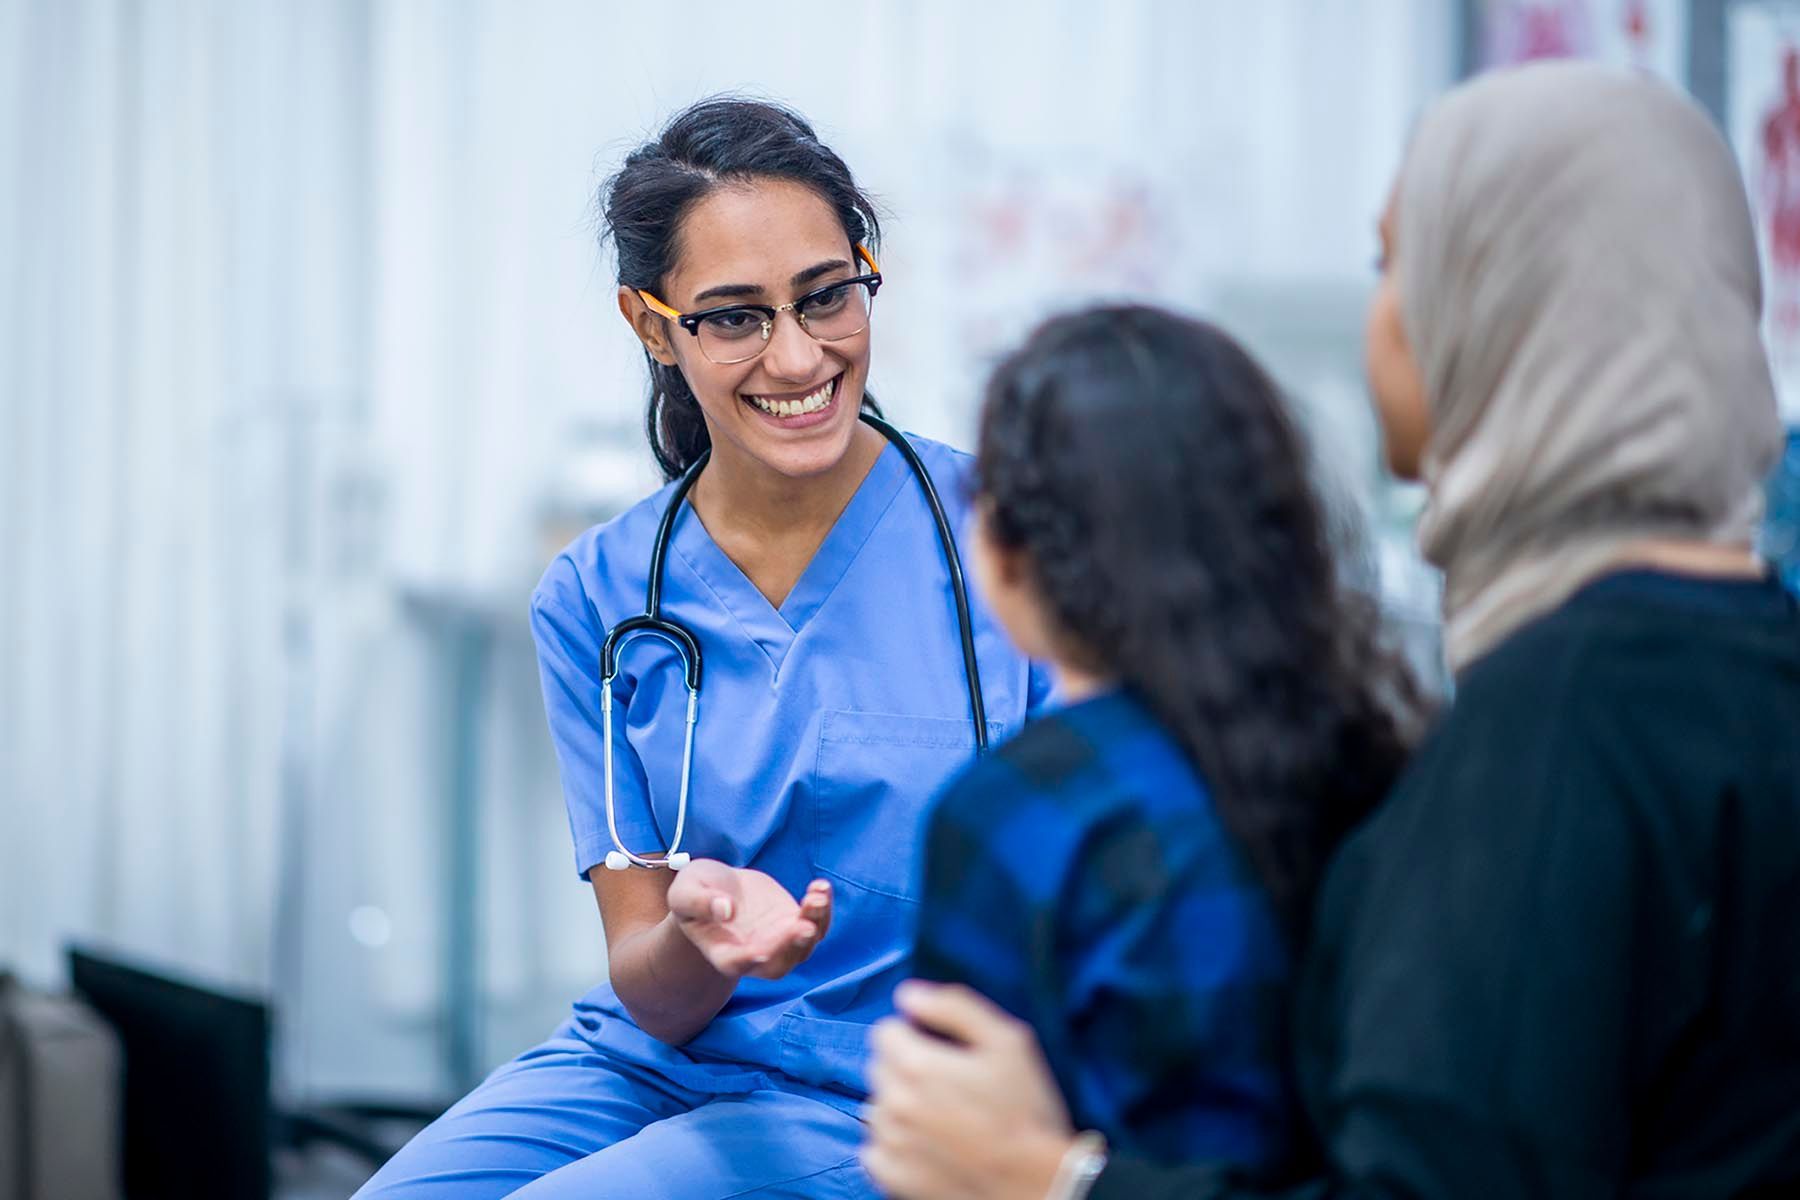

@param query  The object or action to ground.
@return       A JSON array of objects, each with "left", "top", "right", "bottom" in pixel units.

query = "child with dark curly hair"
[{"left": 868, "top": 305, "right": 1425, "bottom": 1188}]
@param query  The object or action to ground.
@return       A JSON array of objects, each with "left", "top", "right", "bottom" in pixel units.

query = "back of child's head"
[{"left": 975, "top": 305, "right": 1421, "bottom": 938}]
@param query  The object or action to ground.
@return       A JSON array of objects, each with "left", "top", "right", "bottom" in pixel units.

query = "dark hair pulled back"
[
  {"left": 601, "top": 96, "right": 882, "bottom": 481},
  {"left": 977, "top": 306, "right": 1426, "bottom": 940}
]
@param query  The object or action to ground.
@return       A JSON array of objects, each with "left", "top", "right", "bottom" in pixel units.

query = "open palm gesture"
[{"left": 666, "top": 859, "right": 833, "bottom": 981}]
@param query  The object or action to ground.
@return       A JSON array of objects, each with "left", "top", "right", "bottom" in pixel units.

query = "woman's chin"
[{"left": 760, "top": 424, "right": 862, "bottom": 480}]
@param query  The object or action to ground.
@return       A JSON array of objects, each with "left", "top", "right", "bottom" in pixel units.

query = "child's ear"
[
  {"left": 974, "top": 505, "right": 1028, "bottom": 587},
  {"left": 618, "top": 287, "right": 680, "bottom": 367},
  {"left": 990, "top": 540, "right": 1032, "bottom": 587}
]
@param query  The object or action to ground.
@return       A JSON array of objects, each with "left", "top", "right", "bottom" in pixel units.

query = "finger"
[
  {"left": 866, "top": 1027, "right": 939, "bottom": 1104},
  {"left": 801, "top": 881, "right": 833, "bottom": 939},
  {"left": 862, "top": 1094, "right": 915, "bottom": 1146},
  {"left": 862, "top": 1135, "right": 946, "bottom": 1200},
  {"left": 858, "top": 1144, "right": 905, "bottom": 1195},
  {"left": 870, "top": 1013, "right": 982, "bottom": 1085},
  {"left": 742, "top": 937, "right": 794, "bottom": 977},
  {"left": 749, "top": 922, "right": 824, "bottom": 980},
  {"left": 869, "top": 1014, "right": 911, "bottom": 1065},
  {"left": 710, "top": 895, "right": 734, "bottom": 922},
  {"left": 739, "top": 916, "right": 813, "bottom": 963},
  {"left": 865, "top": 1053, "right": 897, "bottom": 1100},
  {"left": 666, "top": 883, "right": 726, "bottom": 924},
  {"left": 894, "top": 980, "right": 1023, "bottom": 1047}
]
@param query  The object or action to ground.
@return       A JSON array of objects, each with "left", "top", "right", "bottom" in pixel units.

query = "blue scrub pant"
[{"left": 352, "top": 1027, "right": 876, "bottom": 1199}]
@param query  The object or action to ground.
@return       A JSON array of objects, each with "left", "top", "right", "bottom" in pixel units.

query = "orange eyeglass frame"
[{"left": 637, "top": 245, "right": 882, "bottom": 332}]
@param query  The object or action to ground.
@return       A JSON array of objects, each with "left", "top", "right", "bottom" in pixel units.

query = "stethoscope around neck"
[{"left": 599, "top": 411, "right": 988, "bottom": 871}]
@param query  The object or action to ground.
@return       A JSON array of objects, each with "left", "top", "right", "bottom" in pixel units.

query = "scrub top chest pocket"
[{"left": 810, "top": 710, "right": 993, "bottom": 903}]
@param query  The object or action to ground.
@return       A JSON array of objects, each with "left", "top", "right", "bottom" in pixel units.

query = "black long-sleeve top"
[{"left": 1093, "top": 570, "right": 1800, "bottom": 1199}]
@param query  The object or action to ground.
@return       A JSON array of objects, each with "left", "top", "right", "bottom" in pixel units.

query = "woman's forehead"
[{"left": 667, "top": 180, "right": 850, "bottom": 303}]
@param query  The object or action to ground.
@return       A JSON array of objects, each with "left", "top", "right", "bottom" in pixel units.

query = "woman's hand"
[
  {"left": 864, "top": 981, "right": 1078, "bottom": 1200},
  {"left": 666, "top": 859, "right": 833, "bottom": 981}
]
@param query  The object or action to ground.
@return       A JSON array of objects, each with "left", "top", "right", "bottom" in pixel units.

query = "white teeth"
[{"left": 748, "top": 377, "right": 837, "bottom": 418}]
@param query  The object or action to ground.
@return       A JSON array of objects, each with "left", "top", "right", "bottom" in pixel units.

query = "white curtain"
[
  {"left": 2, "top": 0, "right": 358, "bottom": 984},
  {"left": 2, "top": 0, "right": 1455, "bottom": 1101}
]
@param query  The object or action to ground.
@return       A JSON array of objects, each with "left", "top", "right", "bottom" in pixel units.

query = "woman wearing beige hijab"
[{"left": 862, "top": 61, "right": 1800, "bottom": 1200}]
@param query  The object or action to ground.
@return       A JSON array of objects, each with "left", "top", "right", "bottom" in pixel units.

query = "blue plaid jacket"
[{"left": 912, "top": 688, "right": 1296, "bottom": 1171}]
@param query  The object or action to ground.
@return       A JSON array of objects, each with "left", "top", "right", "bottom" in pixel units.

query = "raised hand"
[{"left": 666, "top": 859, "right": 834, "bottom": 981}]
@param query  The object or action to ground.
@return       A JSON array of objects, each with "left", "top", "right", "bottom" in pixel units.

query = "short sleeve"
[{"left": 530, "top": 554, "right": 660, "bottom": 879}]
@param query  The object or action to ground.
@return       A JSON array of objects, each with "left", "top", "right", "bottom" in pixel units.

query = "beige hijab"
[{"left": 1395, "top": 61, "right": 1783, "bottom": 673}]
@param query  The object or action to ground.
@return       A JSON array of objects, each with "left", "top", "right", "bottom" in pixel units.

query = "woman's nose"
[{"left": 759, "top": 312, "right": 825, "bottom": 382}]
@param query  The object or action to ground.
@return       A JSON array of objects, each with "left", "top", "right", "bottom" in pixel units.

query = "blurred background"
[{"left": 3, "top": 1, "right": 1799, "bottom": 1195}]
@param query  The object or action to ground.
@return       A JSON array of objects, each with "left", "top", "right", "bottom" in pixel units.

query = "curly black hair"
[
  {"left": 600, "top": 96, "right": 883, "bottom": 481},
  {"left": 977, "top": 305, "right": 1427, "bottom": 940}
]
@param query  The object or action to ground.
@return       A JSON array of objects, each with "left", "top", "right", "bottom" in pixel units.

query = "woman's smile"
[{"left": 740, "top": 372, "right": 843, "bottom": 429}]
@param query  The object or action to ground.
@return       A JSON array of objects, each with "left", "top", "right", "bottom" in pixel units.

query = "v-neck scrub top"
[{"left": 529, "top": 434, "right": 1048, "bottom": 1109}]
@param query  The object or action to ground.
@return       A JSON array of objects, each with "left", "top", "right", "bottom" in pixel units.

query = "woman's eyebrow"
[
  {"left": 691, "top": 281, "right": 763, "bottom": 304},
  {"left": 791, "top": 258, "right": 852, "bottom": 288},
  {"left": 690, "top": 258, "right": 852, "bottom": 305}
]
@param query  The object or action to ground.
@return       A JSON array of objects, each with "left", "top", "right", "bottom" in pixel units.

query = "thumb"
[
  {"left": 893, "top": 981, "right": 1021, "bottom": 1047},
  {"left": 666, "top": 882, "right": 723, "bottom": 923},
  {"left": 667, "top": 863, "right": 736, "bottom": 923}
]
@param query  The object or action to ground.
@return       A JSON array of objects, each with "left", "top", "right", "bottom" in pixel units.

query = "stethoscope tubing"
[{"left": 598, "top": 411, "right": 987, "bottom": 871}]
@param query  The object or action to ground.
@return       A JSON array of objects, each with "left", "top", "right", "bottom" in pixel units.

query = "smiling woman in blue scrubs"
[{"left": 353, "top": 99, "right": 1046, "bottom": 1199}]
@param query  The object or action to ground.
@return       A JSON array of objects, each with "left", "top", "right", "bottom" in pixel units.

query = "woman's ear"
[{"left": 618, "top": 287, "right": 680, "bottom": 367}]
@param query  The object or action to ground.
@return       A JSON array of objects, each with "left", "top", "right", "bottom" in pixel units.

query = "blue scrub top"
[{"left": 530, "top": 434, "right": 1049, "bottom": 1112}]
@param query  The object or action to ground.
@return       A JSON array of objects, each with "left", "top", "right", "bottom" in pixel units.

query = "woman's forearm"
[{"left": 609, "top": 911, "right": 738, "bottom": 1044}]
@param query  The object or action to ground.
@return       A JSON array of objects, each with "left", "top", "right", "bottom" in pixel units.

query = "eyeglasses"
[{"left": 638, "top": 245, "right": 883, "bottom": 366}]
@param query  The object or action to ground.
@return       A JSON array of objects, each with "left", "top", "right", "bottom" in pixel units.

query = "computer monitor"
[{"left": 66, "top": 944, "right": 271, "bottom": 1200}]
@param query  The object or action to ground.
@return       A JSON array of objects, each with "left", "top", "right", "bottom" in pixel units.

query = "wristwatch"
[{"left": 1046, "top": 1130, "right": 1109, "bottom": 1200}]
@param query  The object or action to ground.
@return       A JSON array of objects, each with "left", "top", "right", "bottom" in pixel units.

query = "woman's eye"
[
  {"left": 801, "top": 285, "right": 850, "bottom": 316},
  {"left": 704, "top": 310, "right": 762, "bottom": 339}
]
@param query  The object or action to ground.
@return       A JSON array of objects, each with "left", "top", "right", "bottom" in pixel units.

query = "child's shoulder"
[
  {"left": 996, "top": 690, "right": 1176, "bottom": 789},
  {"left": 931, "top": 692, "right": 1183, "bottom": 851},
  {"left": 946, "top": 701, "right": 1109, "bottom": 809},
  {"left": 943, "top": 691, "right": 1221, "bottom": 872}
]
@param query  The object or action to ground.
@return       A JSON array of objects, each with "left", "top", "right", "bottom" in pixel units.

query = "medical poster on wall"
[
  {"left": 925, "top": 135, "right": 1195, "bottom": 417},
  {"left": 951, "top": 158, "right": 1175, "bottom": 354},
  {"left": 1476, "top": 0, "right": 1689, "bottom": 83},
  {"left": 1730, "top": 0, "right": 1800, "bottom": 421}
]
